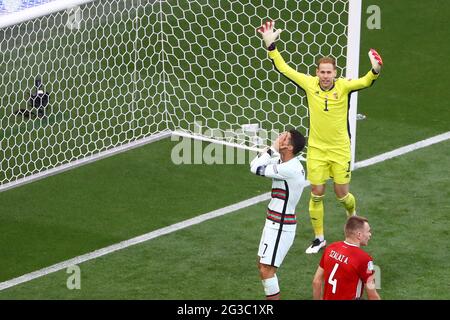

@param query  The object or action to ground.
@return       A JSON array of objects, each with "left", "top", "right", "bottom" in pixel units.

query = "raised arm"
[
  {"left": 368, "top": 48, "right": 383, "bottom": 74},
  {"left": 345, "top": 49, "right": 383, "bottom": 91},
  {"left": 250, "top": 147, "right": 280, "bottom": 176},
  {"left": 250, "top": 150, "right": 303, "bottom": 181},
  {"left": 257, "top": 21, "right": 311, "bottom": 89},
  {"left": 250, "top": 136, "right": 304, "bottom": 181}
]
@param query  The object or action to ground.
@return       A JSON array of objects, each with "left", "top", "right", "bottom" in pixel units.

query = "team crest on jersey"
[{"left": 333, "top": 92, "right": 338, "bottom": 99}]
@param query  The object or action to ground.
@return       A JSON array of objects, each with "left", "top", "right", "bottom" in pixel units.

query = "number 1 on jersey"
[{"left": 328, "top": 263, "right": 339, "bottom": 294}]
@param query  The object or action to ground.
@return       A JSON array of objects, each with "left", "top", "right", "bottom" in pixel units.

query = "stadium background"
[{"left": 0, "top": 0, "right": 449, "bottom": 299}]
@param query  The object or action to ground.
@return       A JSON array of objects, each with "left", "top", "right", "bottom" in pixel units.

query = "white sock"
[{"left": 262, "top": 274, "right": 280, "bottom": 296}]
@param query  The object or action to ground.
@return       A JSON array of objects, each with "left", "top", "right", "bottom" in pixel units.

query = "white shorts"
[{"left": 258, "top": 220, "right": 296, "bottom": 268}]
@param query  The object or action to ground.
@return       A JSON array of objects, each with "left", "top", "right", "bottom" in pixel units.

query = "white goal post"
[{"left": 0, "top": 0, "right": 362, "bottom": 191}]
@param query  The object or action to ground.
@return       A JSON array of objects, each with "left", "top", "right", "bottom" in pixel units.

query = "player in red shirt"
[{"left": 312, "top": 216, "right": 380, "bottom": 300}]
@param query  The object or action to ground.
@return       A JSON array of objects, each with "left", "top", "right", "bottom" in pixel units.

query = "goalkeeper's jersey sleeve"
[{"left": 268, "top": 48, "right": 379, "bottom": 149}]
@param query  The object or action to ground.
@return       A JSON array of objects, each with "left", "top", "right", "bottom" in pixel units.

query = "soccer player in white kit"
[{"left": 250, "top": 129, "right": 306, "bottom": 300}]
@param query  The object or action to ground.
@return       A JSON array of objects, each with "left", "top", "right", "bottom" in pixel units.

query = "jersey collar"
[
  {"left": 319, "top": 82, "right": 335, "bottom": 92},
  {"left": 343, "top": 240, "right": 360, "bottom": 247}
]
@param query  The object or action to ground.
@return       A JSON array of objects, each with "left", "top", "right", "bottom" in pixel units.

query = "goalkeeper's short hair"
[
  {"left": 288, "top": 129, "right": 306, "bottom": 155},
  {"left": 317, "top": 56, "right": 337, "bottom": 69}
]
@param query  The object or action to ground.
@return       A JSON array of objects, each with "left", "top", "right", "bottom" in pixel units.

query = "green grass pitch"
[{"left": 0, "top": 139, "right": 448, "bottom": 299}]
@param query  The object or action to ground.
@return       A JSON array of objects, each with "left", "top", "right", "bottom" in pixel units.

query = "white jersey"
[{"left": 250, "top": 149, "right": 306, "bottom": 232}]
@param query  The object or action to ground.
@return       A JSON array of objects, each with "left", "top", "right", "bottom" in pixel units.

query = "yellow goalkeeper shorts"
[{"left": 306, "top": 145, "right": 351, "bottom": 185}]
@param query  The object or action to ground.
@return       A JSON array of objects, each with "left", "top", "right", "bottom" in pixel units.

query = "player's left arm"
[
  {"left": 365, "top": 274, "right": 381, "bottom": 300},
  {"left": 260, "top": 159, "right": 305, "bottom": 181},
  {"left": 251, "top": 135, "right": 305, "bottom": 180},
  {"left": 357, "top": 257, "right": 381, "bottom": 300},
  {"left": 250, "top": 149, "right": 298, "bottom": 180},
  {"left": 345, "top": 49, "right": 383, "bottom": 91},
  {"left": 250, "top": 147, "right": 280, "bottom": 176}
]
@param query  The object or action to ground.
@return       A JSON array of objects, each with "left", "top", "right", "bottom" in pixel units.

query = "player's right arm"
[
  {"left": 268, "top": 49, "right": 311, "bottom": 89},
  {"left": 257, "top": 21, "right": 311, "bottom": 89},
  {"left": 250, "top": 149, "right": 304, "bottom": 181},
  {"left": 312, "top": 265, "right": 324, "bottom": 300},
  {"left": 251, "top": 156, "right": 304, "bottom": 181},
  {"left": 250, "top": 148, "right": 295, "bottom": 180},
  {"left": 357, "top": 255, "right": 381, "bottom": 300},
  {"left": 250, "top": 147, "right": 279, "bottom": 176}
]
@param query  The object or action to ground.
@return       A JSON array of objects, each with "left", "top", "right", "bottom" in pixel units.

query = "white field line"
[
  {"left": 0, "top": 193, "right": 272, "bottom": 291},
  {"left": 0, "top": 131, "right": 448, "bottom": 291},
  {"left": 354, "top": 131, "right": 450, "bottom": 169}
]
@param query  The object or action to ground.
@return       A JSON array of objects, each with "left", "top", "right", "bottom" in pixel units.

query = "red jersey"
[{"left": 319, "top": 241, "right": 374, "bottom": 300}]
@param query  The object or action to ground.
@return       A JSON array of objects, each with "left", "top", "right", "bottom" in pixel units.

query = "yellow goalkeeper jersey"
[{"left": 268, "top": 48, "right": 379, "bottom": 149}]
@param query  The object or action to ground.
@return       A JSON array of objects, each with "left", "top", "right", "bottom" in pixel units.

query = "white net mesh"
[{"left": 0, "top": 0, "right": 350, "bottom": 187}]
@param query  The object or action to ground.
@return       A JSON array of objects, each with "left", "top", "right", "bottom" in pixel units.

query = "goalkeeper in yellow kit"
[{"left": 258, "top": 21, "right": 383, "bottom": 254}]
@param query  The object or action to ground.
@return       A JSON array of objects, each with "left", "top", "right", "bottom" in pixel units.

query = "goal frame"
[{"left": 0, "top": 0, "right": 362, "bottom": 191}]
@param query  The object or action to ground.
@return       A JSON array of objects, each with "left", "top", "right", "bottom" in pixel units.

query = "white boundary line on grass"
[
  {"left": 0, "top": 193, "right": 272, "bottom": 291},
  {"left": 354, "top": 131, "right": 450, "bottom": 169},
  {"left": 0, "top": 131, "right": 448, "bottom": 291}
]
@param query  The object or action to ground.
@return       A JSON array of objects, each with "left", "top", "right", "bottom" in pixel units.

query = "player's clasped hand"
[{"left": 257, "top": 20, "right": 282, "bottom": 48}]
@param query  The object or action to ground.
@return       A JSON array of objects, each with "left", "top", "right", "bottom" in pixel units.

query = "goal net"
[{"left": 0, "top": 0, "right": 359, "bottom": 190}]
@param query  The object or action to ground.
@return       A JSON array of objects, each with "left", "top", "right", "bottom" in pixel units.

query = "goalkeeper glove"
[
  {"left": 257, "top": 21, "right": 282, "bottom": 49},
  {"left": 368, "top": 48, "right": 383, "bottom": 74}
]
